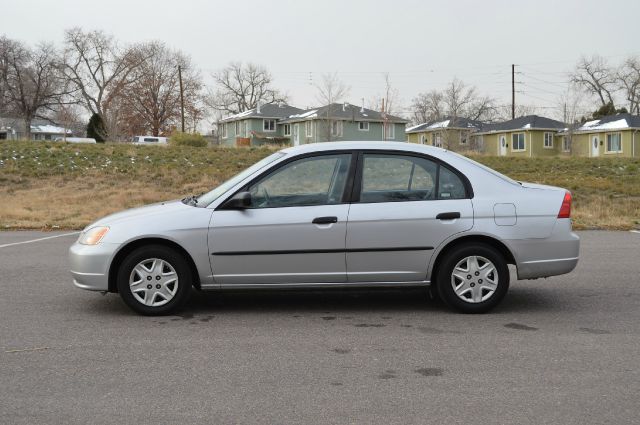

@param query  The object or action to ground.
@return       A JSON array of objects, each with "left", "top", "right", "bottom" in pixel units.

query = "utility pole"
[
  {"left": 178, "top": 65, "right": 185, "bottom": 132},
  {"left": 511, "top": 64, "right": 516, "bottom": 120}
]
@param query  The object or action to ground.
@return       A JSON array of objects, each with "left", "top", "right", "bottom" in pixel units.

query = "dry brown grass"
[{"left": 0, "top": 141, "right": 638, "bottom": 230}]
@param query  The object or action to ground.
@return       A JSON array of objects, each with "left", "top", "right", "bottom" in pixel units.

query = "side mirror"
[{"left": 224, "top": 191, "right": 252, "bottom": 209}]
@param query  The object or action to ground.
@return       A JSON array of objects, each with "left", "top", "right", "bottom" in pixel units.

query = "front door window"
[{"left": 247, "top": 154, "right": 351, "bottom": 208}]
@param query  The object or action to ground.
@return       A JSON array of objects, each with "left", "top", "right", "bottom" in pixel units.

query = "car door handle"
[
  {"left": 436, "top": 212, "right": 461, "bottom": 220},
  {"left": 312, "top": 216, "right": 338, "bottom": 224}
]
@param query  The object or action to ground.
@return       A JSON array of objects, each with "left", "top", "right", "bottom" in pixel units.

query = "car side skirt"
[{"left": 200, "top": 280, "right": 431, "bottom": 290}]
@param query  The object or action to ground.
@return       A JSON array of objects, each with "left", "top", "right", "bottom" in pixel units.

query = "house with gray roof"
[
  {"left": 561, "top": 113, "right": 640, "bottom": 157},
  {"left": 406, "top": 117, "right": 486, "bottom": 152},
  {"left": 280, "top": 103, "right": 408, "bottom": 145},
  {"left": 0, "top": 117, "right": 73, "bottom": 141},
  {"left": 474, "top": 115, "right": 567, "bottom": 157},
  {"left": 218, "top": 103, "right": 305, "bottom": 146},
  {"left": 219, "top": 102, "right": 408, "bottom": 146}
]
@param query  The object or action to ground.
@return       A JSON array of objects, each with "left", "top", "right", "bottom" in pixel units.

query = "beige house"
[
  {"left": 474, "top": 115, "right": 567, "bottom": 157},
  {"left": 406, "top": 117, "right": 485, "bottom": 152},
  {"left": 561, "top": 113, "right": 640, "bottom": 158}
]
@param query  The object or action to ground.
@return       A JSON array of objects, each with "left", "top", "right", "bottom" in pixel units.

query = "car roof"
[{"left": 280, "top": 141, "right": 450, "bottom": 158}]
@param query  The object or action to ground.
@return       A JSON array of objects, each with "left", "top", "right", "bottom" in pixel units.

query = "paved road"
[{"left": 0, "top": 231, "right": 639, "bottom": 424}]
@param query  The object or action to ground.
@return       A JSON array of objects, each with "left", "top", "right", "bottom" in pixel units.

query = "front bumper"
[{"left": 69, "top": 242, "right": 120, "bottom": 291}]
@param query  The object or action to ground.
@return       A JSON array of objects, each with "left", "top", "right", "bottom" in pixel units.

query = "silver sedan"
[{"left": 69, "top": 141, "right": 579, "bottom": 315}]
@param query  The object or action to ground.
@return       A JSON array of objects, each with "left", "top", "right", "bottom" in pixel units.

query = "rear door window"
[{"left": 358, "top": 153, "right": 467, "bottom": 202}]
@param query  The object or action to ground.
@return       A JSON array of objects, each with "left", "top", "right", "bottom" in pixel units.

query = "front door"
[
  {"left": 499, "top": 135, "right": 507, "bottom": 156},
  {"left": 209, "top": 153, "right": 353, "bottom": 285},
  {"left": 591, "top": 135, "right": 599, "bottom": 157},
  {"left": 293, "top": 124, "right": 300, "bottom": 146},
  {"left": 345, "top": 153, "right": 473, "bottom": 282}
]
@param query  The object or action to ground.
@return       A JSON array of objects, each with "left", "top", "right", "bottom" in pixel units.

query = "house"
[
  {"left": 474, "top": 115, "right": 566, "bottom": 157},
  {"left": 219, "top": 102, "right": 408, "bottom": 146},
  {"left": 0, "top": 117, "right": 73, "bottom": 141},
  {"left": 280, "top": 103, "right": 408, "bottom": 145},
  {"left": 218, "top": 103, "right": 304, "bottom": 146},
  {"left": 561, "top": 113, "right": 640, "bottom": 158},
  {"left": 406, "top": 117, "right": 485, "bottom": 152}
]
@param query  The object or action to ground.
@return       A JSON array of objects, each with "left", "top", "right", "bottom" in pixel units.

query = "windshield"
[
  {"left": 449, "top": 151, "right": 520, "bottom": 185},
  {"left": 196, "top": 152, "right": 286, "bottom": 206}
]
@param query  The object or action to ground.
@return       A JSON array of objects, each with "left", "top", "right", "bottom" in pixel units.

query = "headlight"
[{"left": 78, "top": 226, "right": 109, "bottom": 245}]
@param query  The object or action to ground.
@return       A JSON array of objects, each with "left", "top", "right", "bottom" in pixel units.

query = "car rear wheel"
[
  {"left": 436, "top": 243, "right": 509, "bottom": 313},
  {"left": 117, "top": 245, "right": 192, "bottom": 315}
]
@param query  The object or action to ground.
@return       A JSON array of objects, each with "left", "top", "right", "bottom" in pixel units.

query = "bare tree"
[
  {"left": 207, "top": 62, "right": 286, "bottom": 115},
  {"left": 315, "top": 72, "right": 350, "bottom": 142},
  {"left": 62, "top": 28, "right": 142, "bottom": 138},
  {"left": 410, "top": 90, "right": 445, "bottom": 124},
  {"left": 0, "top": 36, "right": 12, "bottom": 116},
  {"left": 571, "top": 55, "right": 616, "bottom": 107},
  {"left": 496, "top": 104, "right": 539, "bottom": 121},
  {"left": 411, "top": 79, "right": 496, "bottom": 126},
  {"left": 555, "top": 83, "right": 585, "bottom": 153},
  {"left": 616, "top": 56, "right": 640, "bottom": 115},
  {"left": 2, "top": 38, "right": 72, "bottom": 139},
  {"left": 121, "top": 41, "right": 202, "bottom": 136}
]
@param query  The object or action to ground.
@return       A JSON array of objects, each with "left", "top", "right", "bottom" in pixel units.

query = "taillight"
[{"left": 558, "top": 191, "right": 572, "bottom": 218}]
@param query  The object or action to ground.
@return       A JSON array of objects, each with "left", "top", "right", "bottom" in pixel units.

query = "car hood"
[{"left": 86, "top": 200, "right": 192, "bottom": 229}]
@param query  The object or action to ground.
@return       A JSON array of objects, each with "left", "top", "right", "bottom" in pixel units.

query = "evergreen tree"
[{"left": 86, "top": 113, "right": 107, "bottom": 142}]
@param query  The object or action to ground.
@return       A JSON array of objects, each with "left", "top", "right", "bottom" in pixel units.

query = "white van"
[{"left": 132, "top": 136, "right": 168, "bottom": 145}]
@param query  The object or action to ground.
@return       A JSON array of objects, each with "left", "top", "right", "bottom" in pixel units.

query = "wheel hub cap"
[
  {"left": 450, "top": 255, "right": 498, "bottom": 303},
  {"left": 129, "top": 258, "right": 178, "bottom": 307}
]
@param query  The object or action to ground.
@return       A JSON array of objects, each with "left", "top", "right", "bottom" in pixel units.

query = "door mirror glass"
[{"left": 225, "top": 192, "right": 252, "bottom": 209}]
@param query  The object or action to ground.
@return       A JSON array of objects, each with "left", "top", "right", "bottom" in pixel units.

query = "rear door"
[
  {"left": 209, "top": 152, "right": 354, "bottom": 285},
  {"left": 345, "top": 152, "right": 473, "bottom": 283}
]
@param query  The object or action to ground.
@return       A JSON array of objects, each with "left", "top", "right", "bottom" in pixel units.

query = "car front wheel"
[
  {"left": 116, "top": 245, "right": 192, "bottom": 315},
  {"left": 436, "top": 243, "right": 509, "bottom": 313}
]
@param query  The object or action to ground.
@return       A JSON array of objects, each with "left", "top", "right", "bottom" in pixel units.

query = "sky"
[{"left": 3, "top": 0, "right": 640, "bottom": 120}]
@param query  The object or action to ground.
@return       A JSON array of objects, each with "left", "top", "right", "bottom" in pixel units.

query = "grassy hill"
[{"left": 1, "top": 141, "right": 638, "bottom": 230}]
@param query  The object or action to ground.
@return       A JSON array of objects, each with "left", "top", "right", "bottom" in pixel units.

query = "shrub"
[{"left": 169, "top": 131, "right": 208, "bottom": 147}]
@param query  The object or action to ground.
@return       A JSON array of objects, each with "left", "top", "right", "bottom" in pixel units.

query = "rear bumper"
[
  {"left": 69, "top": 242, "right": 119, "bottom": 291},
  {"left": 509, "top": 219, "right": 580, "bottom": 279},
  {"left": 517, "top": 256, "right": 579, "bottom": 280}
]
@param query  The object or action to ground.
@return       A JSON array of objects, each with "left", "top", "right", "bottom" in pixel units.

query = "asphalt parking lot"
[{"left": 1, "top": 230, "right": 639, "bottom": 424}]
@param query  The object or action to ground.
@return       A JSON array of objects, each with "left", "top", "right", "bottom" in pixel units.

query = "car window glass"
[
  {"left": 360, "top": 154, "right": 437, "bottom": 202},
  {"left": 438, "top": 166, "right": 466, "bottom": 199},
  {"left": 248, "top": 154, "right": 351, "bottom": 208}
]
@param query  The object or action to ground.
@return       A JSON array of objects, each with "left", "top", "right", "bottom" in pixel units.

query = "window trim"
[
  {"left": 511, "top": 133, "right": 526, "bottom": 152},
  {"left": 330, "top": 120, "right": 342, "bottom": 137},
  {"left": 562, "top": 136, "right": 571, "bottom": 152},
  {"left": 543, "top": 132, "right": 554, "bottom": 149},
  {"left": 305, "top": 121, "right": 313, "bottom": 137},
  {"left": 385, "top": 123, "right": 395, "bottom": 140},
  {"left": 221, "top": 123, "right": 228, "bottom": 138},
  {"left": 283, "top": 123, "right": 291, "bottom": 136},
  {"left": 358, "top": 121, "right": 370, "bottom": 131},
  {"left": 605, "top": 132, "right": 623, "bottom": 153},
  {"left": 217, "top": 149, "right": 473, "bottom": 211},
  {"left": 433, "top": 132, "right": 442, "bottom": 147},
  {"left": 263, "top": 119, "right": 276, "bottom": 132},
  {"left": 459, "top": 132, "right": 467, "bottom": 145}
]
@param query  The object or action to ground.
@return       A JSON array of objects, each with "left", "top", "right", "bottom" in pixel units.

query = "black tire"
[
  {"left": 117, "top": 245, "right": 192, "bottom": 315},
  {"left": 436, "top": 243, "right": 509, "bottom": 314}
]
